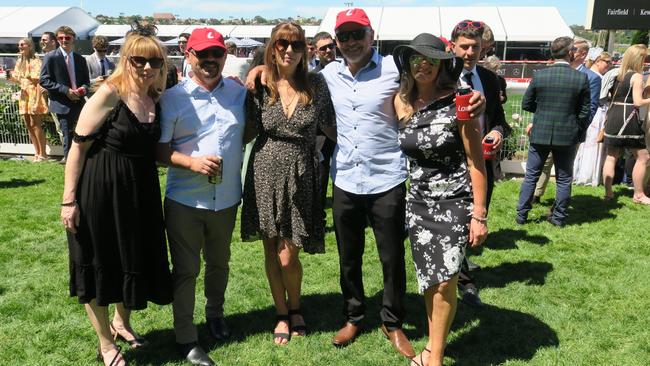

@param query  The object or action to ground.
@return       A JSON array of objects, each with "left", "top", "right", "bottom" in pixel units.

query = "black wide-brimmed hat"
[{"left": 393, "top": 33, "right": 463, "bottom": 81}]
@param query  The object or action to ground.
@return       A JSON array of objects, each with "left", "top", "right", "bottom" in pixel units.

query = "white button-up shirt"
[
  {"left": 159, "top": 77, "right": 248, "bottom": 211},
  {"left": 320, "top": 49, "right": 407, "bottom": 195}
]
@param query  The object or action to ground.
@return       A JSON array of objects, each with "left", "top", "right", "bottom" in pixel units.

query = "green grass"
[{"left": 1, "top": 160, "right": 649, "bottom": 365}]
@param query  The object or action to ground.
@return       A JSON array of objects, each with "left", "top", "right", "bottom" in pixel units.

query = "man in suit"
[
  {"left": 450, "top": 20, "right": 512, "bottom": 307},
  {"left": 86, "top": 35, "right": 115, "bottom": 86},
  {"left": 532, "top": 37, "right": 601, "bottom": 201},
  {"left": 516, "top": 36, "right": 590, "bottom": 227},
  {"left": 39, "top": 25, "right": 90, "bottom": 162}
]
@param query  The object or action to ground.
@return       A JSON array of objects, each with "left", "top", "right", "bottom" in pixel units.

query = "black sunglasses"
[
  {"left": 335, "top": 29, "right": 368, "bottom": 43},
  {"left": 191, "top": 48, "right": 226, "bottom": 59},
  {"left": 318, "top": 43, "right": 336, "bottom": 52},
  {"left": 96, "top": 49, "right": 107, "bottom": 53},
  {"left": 274, "top": 39, "right": 306, "bottom": 52},
  {"left": 128, "top": 56, "right": 164, "bottom": 69}
]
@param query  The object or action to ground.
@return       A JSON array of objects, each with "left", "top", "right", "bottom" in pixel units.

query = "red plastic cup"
[
  {"left": 456, "top": 88, "right": 472, "bottom": 121},
  {"left": 482, "top": 136, "right": 496, "bottom": 160}
]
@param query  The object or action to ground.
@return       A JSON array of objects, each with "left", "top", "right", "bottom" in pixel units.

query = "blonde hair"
[
  {"left": 263, "top": 22, "right": 313, "bottom": 106},
  {"left": 102, "top": 32, "right": 167, "bottom": 100},
  {"left": 15, "top": 38, "right": 36, "bottom": 75},
  {"left": 618, "top": 44, "right": 648, "bottom": 81}
]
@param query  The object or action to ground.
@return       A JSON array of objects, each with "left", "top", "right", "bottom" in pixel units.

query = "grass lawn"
[{"left": 1, "top": 159, "right": 649, "bottom": 365}]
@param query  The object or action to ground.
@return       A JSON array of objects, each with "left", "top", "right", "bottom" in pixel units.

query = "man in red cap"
[{"left": 157, "top": 27, "right": 256, "bottom": 366}]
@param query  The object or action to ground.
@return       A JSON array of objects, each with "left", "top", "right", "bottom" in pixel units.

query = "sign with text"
[{"left": 586, "top": 0, "right": 650, "bottom": 29}]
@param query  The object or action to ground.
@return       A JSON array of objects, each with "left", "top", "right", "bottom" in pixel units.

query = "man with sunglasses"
[
  {"left": 157, "top": 27, "right": 255, "bottom": 366},
  {"left": 40, "top": 32, "right": 57, "bottom": 54},
  {"left": 450, "top": 19, "right": 511, "bottom": 308},
  {"left": 178, "top": 32, "right": 191, "bottom": 78},
  {"left": 86, "top": 35, "right": 115, "bottom": 87},
  {"left": 310, "top": 31, "right": 340, "bottom": 231},
  {"left": 39, "top": 25, "right": 90, "bottom": 163}
]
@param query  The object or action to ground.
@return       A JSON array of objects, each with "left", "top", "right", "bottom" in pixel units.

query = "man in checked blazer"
[
  {"left": 39, "top": 25, "right": 90, "bottom": 161},
  {"left": 516, "top": 36, "right": 590, "bottom": 227}
]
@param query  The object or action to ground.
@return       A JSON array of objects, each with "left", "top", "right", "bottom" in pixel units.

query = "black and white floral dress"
[{"left": 398, "top": 95, "right": 473, "bottom": 293}]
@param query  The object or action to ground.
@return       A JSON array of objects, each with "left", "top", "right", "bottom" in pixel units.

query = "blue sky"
[{"left": 8, "top": 1, "right": 589, "bottom": 25}]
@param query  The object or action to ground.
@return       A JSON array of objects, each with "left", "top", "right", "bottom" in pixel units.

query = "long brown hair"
[
  {"left": 397, "top": 51, "right": 457, "bottom": 122},
  {"left": 263, "top": 22, "right": 313, "bottom": 106},
  {"left": 102, "top": 30, "right": 167, "bottom": 100}
]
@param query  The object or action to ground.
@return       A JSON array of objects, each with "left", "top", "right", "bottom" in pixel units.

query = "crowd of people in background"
[{"left": 1, "top": 7, "right": 646, "bottom": 366}]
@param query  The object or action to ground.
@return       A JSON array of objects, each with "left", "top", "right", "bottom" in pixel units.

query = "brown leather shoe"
[
  {"left": 380, "top": 324, "right": 415, "bottom": 358},
  {"left": 332, "top": 321, "right": 362, "bottom": 347}
]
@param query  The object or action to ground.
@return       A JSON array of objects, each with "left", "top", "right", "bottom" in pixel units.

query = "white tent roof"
[
  {"left": 0, "top": 6, "right": 99, "bottom": 44},
  {"left": 318, "top": 6, "right": 572, "bottom": 43}
]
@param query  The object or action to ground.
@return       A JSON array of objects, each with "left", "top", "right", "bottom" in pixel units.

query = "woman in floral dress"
[{"left": 393, "top": 33, "right": 488, "bottom": 366}]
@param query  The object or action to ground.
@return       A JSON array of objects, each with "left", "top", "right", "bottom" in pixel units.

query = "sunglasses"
[
  {"left": 128, "top": 56, "right": 164, "bottom": 69},
  {"left": 455, "top": 21, "right": 483, "bottom": 32},
  {"left": 274, "top": 39, "right": 306, "bottom": 52},
  {"left": 318, "top": 43, "right": 336, "bottom": 52},
  {"left": 57, "top": 35, "right": 73, "bottom": 41},
  {"left": 190, "top": 48, "right": 226, "bottom": 59},
  {"left": 96, "top": 49, "right": 107, "bottom": 53},
  {"left": 335, "top": 29, "right": 368, "bottom": 43},
  {"left": 409, "top": 54, "right": 441, "bottom": 67}
]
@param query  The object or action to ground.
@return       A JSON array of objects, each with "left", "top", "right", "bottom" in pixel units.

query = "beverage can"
[
  {"left": 482, "top": 136, "right": 496, "bottom": 160},
  {"left": 455, "top": 87, "right": 473, "bottom": 121},
  {"left": 208, "top": 161, "right": 222, "bottom": 185}
]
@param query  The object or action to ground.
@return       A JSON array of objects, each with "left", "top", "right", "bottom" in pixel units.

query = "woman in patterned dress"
[
  {"left": 11, "top": 38, "right": 49, "bottom": 161},
  {"left": 393, "top": 33, "right": 488, "bottom": 366},
  {"left": 241, "top": 22, "right": 336, "bottom": 345}
]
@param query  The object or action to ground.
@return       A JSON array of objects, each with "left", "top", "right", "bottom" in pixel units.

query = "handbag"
[{"left": 596, "top": 80, "right": 621, "bottom": 143}]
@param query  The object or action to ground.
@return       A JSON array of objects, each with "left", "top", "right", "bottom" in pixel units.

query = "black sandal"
[
  {"left": 96, "top": 345, "right": 126, "bottom": 366},
  {"left": 272, "top": 314, "right": 291, "bottom": 344},
  {"left": 409, "top": 348, "right": 430, "bottom": 366},
  {"left": 288, "top": 309, "right": 307, "bottom": 336},
  {"left": 110, "top": 322, "right": 148, "bottom": 349}
]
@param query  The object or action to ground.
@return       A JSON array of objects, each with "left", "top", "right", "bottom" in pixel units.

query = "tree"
[{"left": 630, "top": 29, "right": 649, "bottom": 46}]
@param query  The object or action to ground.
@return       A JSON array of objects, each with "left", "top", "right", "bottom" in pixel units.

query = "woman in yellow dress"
[{"left": 12, "top": 38, "right": 49, "bottom": 161}]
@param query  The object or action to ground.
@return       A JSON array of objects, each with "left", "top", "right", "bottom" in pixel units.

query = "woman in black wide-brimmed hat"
[{"left": 393, "top": 33, "right": 488, "bottom": 366}]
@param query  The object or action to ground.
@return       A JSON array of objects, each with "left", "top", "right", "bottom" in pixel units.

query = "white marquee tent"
[
  {"left": 0, "top": 7, "right": 99, "bottom": 44},
  {"left": 319, "top": 6, "right": 573, "bottom": 43}
]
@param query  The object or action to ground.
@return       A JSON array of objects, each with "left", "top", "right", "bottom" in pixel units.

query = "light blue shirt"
[
  {"left": 320, "top": 49, "right": 407, "bottom": 194},
  {"left": 159, "top": 77, "right": 248, "bottom": 211}
]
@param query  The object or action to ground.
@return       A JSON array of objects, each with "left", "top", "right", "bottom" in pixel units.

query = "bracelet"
[
  {"left": 61, "top": 200, "right": 77, "bottom": 207},
  {"left": 471, "top": 215, "right": 488, "bottom": 223}
]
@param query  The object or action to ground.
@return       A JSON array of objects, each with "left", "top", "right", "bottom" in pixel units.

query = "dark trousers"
[
  {"left": 318, "top": 138, "right": 335, "bottom": 225},
  {"left": 517, "top": 143, "right": 578, "bottom": 224},
  {"left": 332, "top": 182, "right": 407, "bottom": 330},
  {"left": 57, "top": 105, "right": 82, "bottom": 158}
]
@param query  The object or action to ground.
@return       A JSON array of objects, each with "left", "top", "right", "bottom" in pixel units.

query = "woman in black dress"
[
  {"left": 241, "top": 22, "right": 336, "bottom": 345},
  {"left": 602, "top": 44, "right": 650, "bottom": 204},
  {"left": 60, "top": 25, "right": 172, "bottom": 365},
  {"left": 393, "top": 33, "right": 488, "bottom": 366}
]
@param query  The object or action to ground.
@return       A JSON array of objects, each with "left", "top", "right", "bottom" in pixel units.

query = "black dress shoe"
[
  {"left": 178, "top": 343, "right": 215, "bottom": 366},
  {"left": 546, "top": 215, "right": 564, "bottom": 227},
  {"left": 206, "top": 317, "right": 230, "bottom": 340},
  {"left": 459, "top": 283, "right": 484, "bottom": 308}
]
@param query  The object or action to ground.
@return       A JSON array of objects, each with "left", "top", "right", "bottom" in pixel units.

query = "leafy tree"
[{"left": 630, "top": 29, "right": 649, "bottom": 46}]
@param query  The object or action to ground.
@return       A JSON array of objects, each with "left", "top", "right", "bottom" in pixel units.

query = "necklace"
[{"left": 280, "top": 85, "right": 298, "bottom": 115}]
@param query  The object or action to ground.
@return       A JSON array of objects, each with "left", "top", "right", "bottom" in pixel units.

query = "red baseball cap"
[
  {"left": 187, "top": 27, "right": 226, "bottom": 52},
  {"left": 335, "top": 8, "right": 372, "bottom": 31}
]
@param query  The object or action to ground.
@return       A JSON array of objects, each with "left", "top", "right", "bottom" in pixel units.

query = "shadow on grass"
[
  {"left": 476, "top": 261, "right": 553, "bottom": 289},
  {"left": 532, "top": 194, "right": 623, "bottom": 226},
  {"left": 0, "top": 178, "right": 46, "bottom": 189},
  {"left": 473, "top": 228, "right": 550, "bottom": 254},
  {"left": 130, "top": 290, "right": 557, "bottom": 365},
  {"left": 447, "top": 303, "right": 559, "bottom": 365}
]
